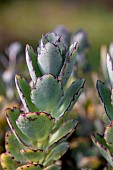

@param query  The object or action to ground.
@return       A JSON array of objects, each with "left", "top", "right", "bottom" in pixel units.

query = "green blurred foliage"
[{"left": 0, "top": 0, "right": 113, "bottom": 71}]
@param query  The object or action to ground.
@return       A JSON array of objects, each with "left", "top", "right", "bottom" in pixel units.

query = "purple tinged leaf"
[
  {"left": 26, "top": 45, "right": 41, "bottom": 83},
  {"left": 6, "top": 107, "right": 32, "bottom": 147},
  {"left": 15, "top": 75, "right": 38, "bottom": 112},
  {"left": 16, "top": 112, "right": 55, "bottom": 142},
  {"left": 58, "top": 42, "right": 78, "bottom": 87}
]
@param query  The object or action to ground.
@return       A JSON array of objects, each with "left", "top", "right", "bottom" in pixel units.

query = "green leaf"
[
  {"left": 41, "top": 32, "right": 61, "bottom": 45},
  {"left": 92, "top": 133, "right": 113, "bottom": 166},
  {"left": 26, "top": 45, "right": 41, "bottom": 83},
  {"left": 21, "top": 148, "right": 44, "bottom": 163},
  {"left": 97, "top": 80, "right": 113, "bottom": 120},
  {"left": 44, "top": 142, "right": 69, "bottom": 166},
  {"left": 51, "top": 78, "right": 85, "bottom": 118},
  {"left": 58, "top": 42, "right": 78, "bottom": 87},
  {"left": 1, "top": 153, "right": 19, "bottom": 170},
  {"left": 16, "top": 164, "right": 43, "bottom": 170},
  {"left": 5, "top": 131, "right": 25, "bottom": 163},
  {"left": 15, "top": 75, "right": 38, "bottom": 112},
  {"left": 6, "top": 107, "right": 32, "bottom": 146},
  {"left": 31, "top": 74, "right": 62, "bottom": 113},
  {"left": 37, "top": 43, "right": 62, "bottom": 77},
  {"left": 16, "top": 112, "right": 55, "bottom": 142},
  {"left": 48, "top": 119, "right": 78, "bottom": 147},
  {"left": 103, "top": 112, "right": 111, "bottom": 126},
  {"left": 44, "top": 164, "right": 61, "bottom": 170},
  {"left": 104, "top": 121, "right": 113, "bottom": 148}
]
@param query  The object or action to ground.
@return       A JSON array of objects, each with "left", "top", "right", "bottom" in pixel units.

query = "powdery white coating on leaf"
[
  {"left": 38, "top": 43, "right": 63, "bottom": 77},
  {"left": 58, "top": 42, "right": 78, "bottom": 87},
  {"left": 107, "top": 53, "right": 113, "bottom": 88},
  {"left": 51, "top": 78, "right": 85, "bottom": 119},
  {"left": 26, "top": 45, "right": 37, "bottom": 83},
  {"left": 31, "top": 74, "right": 62, "bottom": 114},
  {"left": 15, "top": 75, "right": 29, "bottom": 112}
]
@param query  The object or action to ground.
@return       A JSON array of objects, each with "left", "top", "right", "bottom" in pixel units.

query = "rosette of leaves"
[
  {"left": 92, "top": 53, "right": 113, "bottom": 167},
  {"left": 1, "top": 32, "right": 85, "bottom": 170}
]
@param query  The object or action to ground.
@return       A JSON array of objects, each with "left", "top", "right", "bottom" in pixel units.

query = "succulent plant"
[
  {"left": 1, "top": 32, "right": 85, "bottom": 170},
  {"left": 92, "top": 52, "right": 113, "bottom": 167},
  {"left": 0, "top": 42, "right": 22, "bottom": 99}
]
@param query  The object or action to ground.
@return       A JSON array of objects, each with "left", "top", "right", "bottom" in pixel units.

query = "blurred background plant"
[{"left": 0, "top": 0, "right": 113, "bottom": 169}]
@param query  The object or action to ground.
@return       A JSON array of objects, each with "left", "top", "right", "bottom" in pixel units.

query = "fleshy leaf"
[
  {"left": 5, "top": 131, "right": 25, "bottom": 163},
  {"left": 48, "top": 119, "right": 78, "bottom": 147},
  {"left": 103, "top": 112, "right": 111, "bottom": 126},
  {"left": 104, "top": 121, "right": 113, "bottom": 148},
  {"left": 41, "top": 32, "right": 61, "bottom": 45},
  {"left": 51, "top": 78, "right": 85, "bottom": 118},
  {"left": 1, "top": 153, "right": 20, "bottom": 170},
  {"left": 16, "top": 112, "right": 55, "bottom": 141},
  {"left": 16, "top": 164, "right": 43, "bottom": 170},
  {"left": 37, "top": 43, "right": 62, "bottom": 77},
  {"left": 44, "top": 164, "right": 61, "bottom": 170},
  {"left": 44, "top": 142, "right": 69, "bottom": 166},
  {"left": 58, "top": 42, "right": 78, "bottom": 87},
  {"left": 26, "top": 45, "right": 41, "bottom": 83},
  {"left": 21, "top": 148, "right": 44, "bottom": 163},
  {"left": 6, "top": 107, "right": 32, "bottom": 146},
  {"left": 97, "top": 80, "right": 113, "bottom": 120},
  {"left": 107, "top": 53, "right": 113, "bottom": 87},
  {"left": 92, "top": 133, "right": 113, "bottom": 167},
  {"left": 15, "top": 75, "right": 38, "bottom": 112},
  {"left": 31, "top": 74, "right": 62, "bottom": 113}
]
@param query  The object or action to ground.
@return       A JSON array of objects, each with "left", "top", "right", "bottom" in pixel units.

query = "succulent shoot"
[
  {"left": 1, "top": 32, "right": 85, "bottom": 170},
  {"left": 92, "top": 53, "right": 113, "bottom": 167}
]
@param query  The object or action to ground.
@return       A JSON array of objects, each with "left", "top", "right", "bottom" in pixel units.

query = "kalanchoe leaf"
[
  {"left": 41, "top": 32, "right": 61, "bottom": 45},
  {"left": 21, "top": 148, "right": 44, "bottom": 163},
  {"left": 44, "top": 142, "right": 69, "bottom": 166},
  {"left": 26, "top": 45, "right": 41, "bottom": 83},
  {"left": 44, "top": 164, "right": 61, "bottom": 170},
  {"left": 51, "top": 78, "right": 85, "bottom": 118},
  {"left": 38, "top": 42, "right": 62, "bottom": 77},
  {"left": 72, "top": 29, "right": 90, "bottom": 53},
  {"left": 1, "top": 153, "right": 20, "bottom": 170},
  {"left": 58, "top": 42, "right": 78, "bottom": 87},
  {"left": 107, "top": 53, "right": 113, "bottom": 88},
  {"left": 97, "top": 80, "right": 113, "bottom": 120},
  {"left": 92, "top": 133, "right": 113, "bottom": 167},
  {"left": 16, "top": 164, "right": 43, "bottom": 170},
  {"left": 31, "top": 74, "right": 62, "bottom": 113},
  {"left": 103, "top": 112, "right": 111, "bottom": 126},
  {"left": 5, "top": 131, "right": 25, "bottom": 163},
  {"left": 16, "top": 112, "right": 55, "bottom": 142},
  {"left": 54, "top": 25, "right": 71, "bottom": 50},
  {"left": 104, "top": 121, "right": 113, "bottom": 148},
  {"left": 48, "top": 119, "right": 78, "bottom": 147},
  {"left": 15, "top": 75, "right": 38, "bottom": 112},
  {"left": 6, "top": 107, "right": 32, "bottom": 147}
]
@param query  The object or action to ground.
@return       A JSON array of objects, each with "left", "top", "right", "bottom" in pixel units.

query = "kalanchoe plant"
[
  {"left": 92, "top": 52, "right": 113, "bottom": 167},
  {"left": 1, "top": 32, "right": 85, "bottom": 170}
]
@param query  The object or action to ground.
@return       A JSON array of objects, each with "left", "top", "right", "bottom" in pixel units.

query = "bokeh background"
[{"left": 0, "top": 0, "right": 113, "bottom": 70}]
